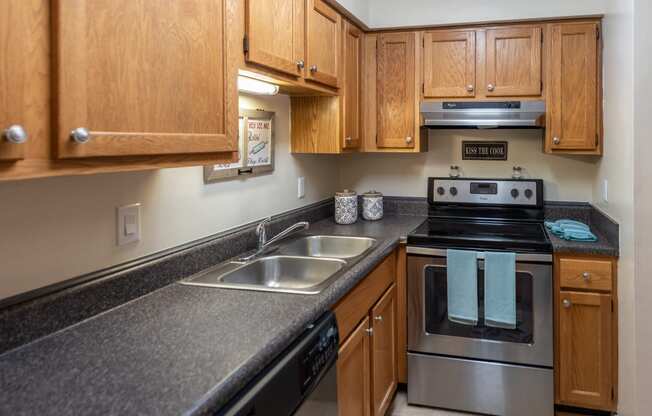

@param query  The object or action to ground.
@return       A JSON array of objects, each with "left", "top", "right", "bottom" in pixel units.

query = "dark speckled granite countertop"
[{"left": 0, "top": 215, "right": 425, "bottom": 416}]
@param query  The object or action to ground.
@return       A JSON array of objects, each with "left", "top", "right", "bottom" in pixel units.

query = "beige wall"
[
  {"left": 0, "top": 94, "right": 340, "bottom": 301},
  {"left": 339, "top": 129, "right": 599, "bottom": 201},
  {"left": 335, "top": 0, "right": 608, "bottom": 28},
  {"left": 633, "top": 0, "right": 652, "bottom": 412}
]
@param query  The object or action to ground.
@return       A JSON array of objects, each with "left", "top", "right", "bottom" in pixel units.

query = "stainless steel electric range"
[{"left": 406, "top": 178, "right": 554, "bottom": 416}]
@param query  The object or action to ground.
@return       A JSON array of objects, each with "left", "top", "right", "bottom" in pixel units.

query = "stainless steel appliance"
[
  {"left": 219, "top": 311, "right": 339, "bottom": 416},
  {"left": 407, "top": 178, "right": 553, "bottom": 416},
  {"left": 420, "top": 100, "right": 545, "bottom": 128}
]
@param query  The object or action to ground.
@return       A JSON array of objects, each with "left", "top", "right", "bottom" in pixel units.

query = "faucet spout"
[{"left": 241, "top": 219, "right": 310, "bottom": 262}]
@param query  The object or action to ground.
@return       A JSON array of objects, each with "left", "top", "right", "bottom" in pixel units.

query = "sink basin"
[
  {"left": 181, "top": 255, "right": 346, "bottom": 294},
  {"left": 280, "top": 235, "right": 377, "bottom": 259}
]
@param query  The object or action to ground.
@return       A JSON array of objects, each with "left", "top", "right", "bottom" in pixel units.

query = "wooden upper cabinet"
[
  {"left": 484, "top": 26, "right": 542, "bottom": 96},
  {"left": 245, "top": 0, "right": 303, "bottom": 77},
  {"left": 305, "top": 0, "right": 341, "bottom": 88},
  {"left": 547, "top": 23, "right": 599, "bottom": 152},
  {"left": 371, "top": 285, "right": 398, "bottom": 416},
  {"left": 0, "top": 0, "right": 40, "bottom": 161},
  {"left": 558, "top": 291, "right": 614, "bottom": 410},
  {"left": 338, "top": 317, "right": 371, "bottom": 416},
  {"left": 377, "top": 32, "right": 417, "bottom": 149},
  {"left": 423, "top": 30, "right": 476, "bottom": 98},
  {"left": 54, "top": 0, "right": 237, "bottom": 159},
  {"left": 342, "top": 21, "right": 362, "bottom": 149}
]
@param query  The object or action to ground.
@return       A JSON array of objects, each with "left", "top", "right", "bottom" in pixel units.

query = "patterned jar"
[
  {"left": 362, "top": 190, "right": 384, "bottom": 221},
  {"left": 334, "top": 190, "right": 358, "bottom": 224}
]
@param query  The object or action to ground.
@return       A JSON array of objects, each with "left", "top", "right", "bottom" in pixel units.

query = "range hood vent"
[{"left": 420, "top": 100, "right": 546, "bottom": 129}]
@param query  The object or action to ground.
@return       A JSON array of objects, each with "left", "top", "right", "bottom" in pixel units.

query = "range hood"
[{"left": 420, "top": 100, "right": 546, "bottom": 129}]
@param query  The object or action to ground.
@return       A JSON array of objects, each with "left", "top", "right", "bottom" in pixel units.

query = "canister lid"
[
  {"left": 335, "top": 189, "right": 357, "bottom": 197},
  {"left": 362, "top": 190, "right": 383, "bottom": 197}
]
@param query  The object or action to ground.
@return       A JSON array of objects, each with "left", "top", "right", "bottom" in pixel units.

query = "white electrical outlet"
[
  {"left": 298, "top": 177, "right": 305, "bottom": 199},
  {"left": 117, "top": 203, "right": 141, "bottom": 246},
  {"left": 602, "top": 179, "right": 609, "bottom": 203}
]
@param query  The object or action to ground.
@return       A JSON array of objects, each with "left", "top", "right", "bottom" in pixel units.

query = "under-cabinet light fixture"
[{"left": 237, "top": 76, "right": 279, "bottom": 96}]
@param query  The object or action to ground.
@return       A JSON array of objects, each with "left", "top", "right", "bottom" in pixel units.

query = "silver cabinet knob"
[
  {"left": 374, "top": 315, "right": 383, "bottom": 322},
  {"left": 582, "top": 272, "right": 591, "bottom": 281},
  {"left": 406, "top": 136, "right": 413, "bottom": 144},
  {"left": 70, "top": 127, "right": 91, "bottom": 144},
  {"left": 309, "top": 65, "right": 317, "bottom": 72},
  {"left": 487, "top": 83, "right": 495, "bottom": 92},
  {"left": 553, "top": 137, "right": 561, "bottom": 145},
  {"left": 345, "top": 136, "right": 352, "bottom": 143},
  {"left": 296, "top": 59, "right": 305, "bottom": 69},
  {"left": 3, "top": 125, "right": 28, "bottom": 144},
  {"left": 466, "top": 84, "right": 474, "bottom": 92},
  {"left": 563, "top": 299, "right": 572, "bottom": 308},
  {"left": 365, "top": 328, "right": 374, "bottom": 336}
]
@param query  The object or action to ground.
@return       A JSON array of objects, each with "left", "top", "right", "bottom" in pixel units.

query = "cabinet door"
[
  {"left": 338, "top": 317, "right": 371, "bottom": 416},
  {"left": 245, "top": 0, "right": 303, "bottom": 76},
  {"left": 342, "top": 22, "right": 362, "bottom": 149},
  {"left": 377, "top": 32, "right": 416, "bottom": 149},
  {"left": 558, "top": 291, "right": 613, "bottom": 410},
  {"left": 485, "top": 26, "right": 542, "bottom": 96},
  {"left": 423, "top": 30, "right": 476, "bottom": 98},
  {"left": 54, "top": 0, "right": 236, "bottom": 158},
  {"left": 371, "top": 284, "right": 398, "bottom": 416},
  {"left": 548, "top": 23, "right": 599, "bottom": 151},
  {"left": 305, "top": 0, "right": 341, "bottom": 88},
  {"left": 0, "top": 0, "right": 42, "bottom": 161}
]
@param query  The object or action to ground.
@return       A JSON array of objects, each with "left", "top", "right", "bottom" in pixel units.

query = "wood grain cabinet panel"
[
  {"left": 377, "top": 32, "right": 417, "bottom": 149},
  {"left": 559, "top": 257, "right": 613, "bottom": 292},
  {"left": 0, "top": 0, "right": 44, "bottom": 161},
  {"left": 54, "top": 0, "right": 237, "bottom": 159},
  {"left": 547, "top": 23, "right": 600, "bottom": 152},
  {"left": 244, "top": 0, "right": 304, "bottom": 76},
  {"left": 371, "top": 284, "right": 398, "bottom": 416},
  {"left": 558, "top": 291, "right": 614, "bottom": 410},
  {"left": 342, "top": 21, "right": 362, "bottom": 149},
  {"left": 485, "top": 26, "right": 542, "bottom": 97},
  {"left": 305, "top": 0, "right": 341, "bottom": 88},
  {"left": 423, "top": 30, "right": 476, "bottom": 98},
  {"left": 337, "top": 317, "right": 371, "bottom": 416}
]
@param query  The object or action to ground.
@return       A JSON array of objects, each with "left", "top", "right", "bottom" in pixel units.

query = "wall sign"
[{"left": 462, "top": 141, "right": 508, "bottom": 161}]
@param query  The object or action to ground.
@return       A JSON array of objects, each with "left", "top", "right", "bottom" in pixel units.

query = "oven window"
[{"left": 424, "top": 265, "right": 534, "bottom": 344}]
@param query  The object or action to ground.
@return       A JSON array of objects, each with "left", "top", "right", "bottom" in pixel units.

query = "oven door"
[{"left": 407, "top": 247, "right": 553, "bottom": 367}]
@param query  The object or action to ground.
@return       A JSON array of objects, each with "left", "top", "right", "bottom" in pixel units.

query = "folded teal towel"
[
  {"left": 545, "top": 219, "right": 597, "bottom": 242},
  {"left": 484, "top": 252, "right": 517, "bottom": 329},
  {"left": 446, "top": 249, "right": 478, "bottom": 325}
]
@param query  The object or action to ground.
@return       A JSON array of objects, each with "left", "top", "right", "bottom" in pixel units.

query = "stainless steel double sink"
[{"left": 180, "top": 235, "right": 377, "bottom": 294}]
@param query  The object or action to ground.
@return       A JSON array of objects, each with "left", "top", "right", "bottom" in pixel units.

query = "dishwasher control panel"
[{"left": 299, "top": 318, "right": 339, "bottom": 393}]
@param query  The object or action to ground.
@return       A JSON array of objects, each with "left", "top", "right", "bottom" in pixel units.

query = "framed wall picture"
[{"left": 204, "top": 109, "right": 275, "bottom": 183}]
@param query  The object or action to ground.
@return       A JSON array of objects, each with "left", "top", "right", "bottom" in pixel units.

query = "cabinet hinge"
[
  {"left": 596, "top": 26, "right": 600, "bottom": 40},
  {"left": 541, "top": 80, "right": 543, "bottom": 92},
  {"left": 243, "top": 35, "right": 249, "bottom": 54},
  {"left": 611, "top": 299, "right": 614, "bottom": 313},
  {"left": 596, "top": 134, "right": 600, "bottom": 147},
  {"left": 541, "top": 32, "right": 544, "bottom": 44},
  {"left": 422, "top": 37, "right": 425, "bottom": 48},
  {"left": 422, "top": 82, "right": 425, "bottom": 94},
  {"left": 611, "top": 386, "right": 615, "bottom": 400},
  {"left": 375, "top": 134, "right": 378, "bottom": 144}
]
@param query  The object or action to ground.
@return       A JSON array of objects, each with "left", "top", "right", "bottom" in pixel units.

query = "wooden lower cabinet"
[
  {"left": 338, "top": 317, "right": 371, "bottom": 416},
  {"left": 555, "top": 254, "right": 617, "bottom": 412},
  {"left": 334, "top": 252, "right": 398, "bottom": 416}
]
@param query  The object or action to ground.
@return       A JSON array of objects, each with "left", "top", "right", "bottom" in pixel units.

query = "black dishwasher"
[{"left": 217, "top": 311, "right": 339, "bottom": 416}]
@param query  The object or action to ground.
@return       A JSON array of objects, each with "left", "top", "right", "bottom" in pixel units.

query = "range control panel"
[{"left": 429, "top": 178, "right": 543, "bottom": 207}]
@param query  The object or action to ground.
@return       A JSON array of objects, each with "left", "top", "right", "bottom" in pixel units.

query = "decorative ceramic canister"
[
  {"left": 362, "top": 190, "right": 384, "bottom": 221},
  {"left": 334, "top": 190, "right": 358, "bottom": 224}
]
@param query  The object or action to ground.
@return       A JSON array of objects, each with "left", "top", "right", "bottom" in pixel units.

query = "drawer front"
[{"left": 559, "top": 257, "right": 612, "bottom": 291}]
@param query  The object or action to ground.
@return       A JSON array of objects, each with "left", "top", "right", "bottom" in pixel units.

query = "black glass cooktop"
[{"left": 408, "top": 218, "right": 552, "bottom": 253}]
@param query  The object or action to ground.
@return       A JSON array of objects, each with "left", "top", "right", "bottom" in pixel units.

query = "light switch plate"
[
  {"left": 298, "top": 177, "right": 305, "bottom": 199},
  {"left": 602, "top": 179, "right": 609, "bottom": 203},
  {"left": 117, "top": 203, "right": 141, "bottom": 246}
]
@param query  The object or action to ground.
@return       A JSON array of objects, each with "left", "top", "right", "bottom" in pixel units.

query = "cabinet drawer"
[
  {"left": 559, "top": 257, "right": 612, "bottom": 292},
  {"left": 333, "top": 251, "right": 396, "bottom": 342}
]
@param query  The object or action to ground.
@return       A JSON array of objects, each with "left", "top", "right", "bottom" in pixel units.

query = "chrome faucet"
[{"left": 241, "top": 217, "right": 310, "bottom": 261}]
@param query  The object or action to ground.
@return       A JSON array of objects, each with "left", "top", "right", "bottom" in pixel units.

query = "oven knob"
[
  {"left": 510, "top": 188, "right": 519, "bottom": 198},
  {"left": 524, "top": 189, "right": 533, "bottom": 199},
  {"left": 449, "top": 186, "right": 458, "bottom": 196},
  {"left": 437, "top": 186, "right": 445, "bottom": 196}
]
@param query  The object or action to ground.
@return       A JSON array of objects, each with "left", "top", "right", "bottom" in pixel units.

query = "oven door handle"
[{"left": 406, "top": 246, "right": 552, "bottom": 263}]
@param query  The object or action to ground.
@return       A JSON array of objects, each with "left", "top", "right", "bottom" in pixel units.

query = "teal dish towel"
[
  {"left": 446, "top": 249, "right": 478, "bottom": 326},
  {"left": 484, "top": 252, "right": 517, "bottom": 329},
  {"left": 545, "top": 219, "right": 597, "bottom": 242}
]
